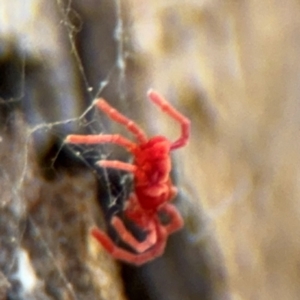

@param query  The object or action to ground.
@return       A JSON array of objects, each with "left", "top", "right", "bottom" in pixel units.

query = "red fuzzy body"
[{"left": 132, "top": 136, "right": 175, "bottom": 211}]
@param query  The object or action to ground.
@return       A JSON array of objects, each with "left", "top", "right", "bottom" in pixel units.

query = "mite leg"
[
  {"left": 91, "top": 224, "right": 167, "bottom": 266},
  {"left": 65, "top": 134, "right": 136, "bottom": 153},
  {"left": 147, "top": 90, "right": 190, "bottom": 150},
  {"left": 94, "top": 99, "right": 147, "bottom": 144},
  {"left": 97, "top": 160, "right": 137, "bottom": 173},
  {"left": 160, "top": 203, "right": 184, "bottom": 235},
  {"left": 111, "top": 216, "right": 157, "bottom": 253}
]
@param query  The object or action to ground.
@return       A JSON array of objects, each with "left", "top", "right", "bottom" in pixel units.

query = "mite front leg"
[
  {"left": 147, "top": 90, "right": 190, "bottom": 150},
  {"left": 65, "top": 134, "right": 136, "bottom": 153},
  {"left": 94, "top": 99, "right": 148, "bottom": 144}
]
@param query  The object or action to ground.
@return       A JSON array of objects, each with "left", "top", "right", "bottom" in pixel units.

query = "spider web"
[{"left": 0, "top": 1, "right": 136, "bottom": 299}]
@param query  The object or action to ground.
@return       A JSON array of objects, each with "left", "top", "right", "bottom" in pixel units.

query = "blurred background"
[{"left": 1, "top": 0, "right": 300, "bottom": 299}]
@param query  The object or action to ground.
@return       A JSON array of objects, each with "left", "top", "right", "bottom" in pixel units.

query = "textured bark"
[
  {"left": 130, "top": 1, "right": 300, "bottom": 299},
  {"left": 1, "top": 0, "right": 299, "bottom": 299}
]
